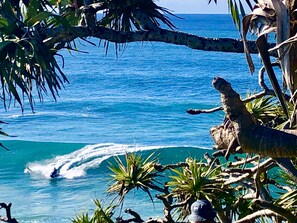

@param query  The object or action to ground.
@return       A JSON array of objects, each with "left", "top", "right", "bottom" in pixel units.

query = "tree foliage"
[
  {"left": 0, "top": 0, "right": 258, "bottom": 111},
  {"left": 0, "top": 0, "right": 70, "bottom": 110},
  {"left": 72, "top": 151, "right": 297, "bottom": 223},
  {"left": 2, "top": 0, "right": 297, "bottom": 222},
  {"left": 107, "top": 152, "right": 162, "bottom": 203}
]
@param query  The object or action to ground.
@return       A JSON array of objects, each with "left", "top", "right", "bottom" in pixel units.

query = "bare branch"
[
  {"left": 234, "top": 209, "right": 285, "bottom": 223},
  {"left": 187, "top": 90, "right": 275, "bottom": 115},
  {"left": 258, "top": 62, "right": 280, "bottom": 92},
  {"left": 227, "top": 155, "right": 261, "bottom": 167},
  {"left": 122, "top": 209, "right": 144, "bottom": 223},
  {"left": 224, "top": 158, "right": 275, "bottom": 185},
  {"left": 42, "top": 26, "right": 264, "bottom": 54},
  {"left": 186, "top": 106, "right": 222, "bottom": 115}
]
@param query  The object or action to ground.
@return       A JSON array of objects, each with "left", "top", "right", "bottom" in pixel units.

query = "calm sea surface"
[{"left": 0, "top": 14, "right": 261, "bottom": 222}]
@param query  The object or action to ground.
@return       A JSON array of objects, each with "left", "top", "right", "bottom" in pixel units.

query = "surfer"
[
  {"left": 25, "top": 166, "right": 32, "bottom": 173},
  {"left": 50, "top": 167, "right": 59, "bottom": 178}
]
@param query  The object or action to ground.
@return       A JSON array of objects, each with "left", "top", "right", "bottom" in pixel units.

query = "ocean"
[{"left": 0, "top": 14, "right": 261, "bottom": 222}]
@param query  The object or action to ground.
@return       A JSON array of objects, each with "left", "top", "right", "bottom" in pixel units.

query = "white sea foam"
[{"left": 24, "top": 143, "right": 160, "bottom": 179}]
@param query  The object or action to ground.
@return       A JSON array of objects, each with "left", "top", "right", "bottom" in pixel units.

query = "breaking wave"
[{"left": 24, "top": 143, "right": 160, "bottom": 179}]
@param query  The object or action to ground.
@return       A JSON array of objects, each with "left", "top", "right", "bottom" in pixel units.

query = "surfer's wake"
[{"left": 24, "top": 143, "right": 159, "bottom": 179}]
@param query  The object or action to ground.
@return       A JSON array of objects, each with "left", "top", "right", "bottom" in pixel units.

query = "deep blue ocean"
[{"left": 0, "top": 14, "right": 261, "bottom": 222}]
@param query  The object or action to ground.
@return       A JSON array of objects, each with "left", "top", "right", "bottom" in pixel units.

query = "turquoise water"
[{"left": 0, "top": 15, "right": 260, "bottom": 222}]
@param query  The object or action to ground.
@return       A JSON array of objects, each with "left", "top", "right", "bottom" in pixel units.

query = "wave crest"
[{"left": 24, "top": 143, "right": 160, "bottom": 179}]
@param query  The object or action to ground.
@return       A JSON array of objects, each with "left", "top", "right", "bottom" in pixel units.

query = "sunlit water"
[{"left": 0, "top": 14, "right": 261, "bottom": 222}]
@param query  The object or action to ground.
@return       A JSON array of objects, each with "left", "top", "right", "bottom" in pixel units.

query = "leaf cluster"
[
  {"left": 209, "top": 0, "right": 255, "bottom": 31},
  {"left": 166, "top": 158, "right": 228, "bottom": 220},
  {"left": 72, "top": 199, "right": 115, "bottom": 223},
  {"left": 245, "top": 94, "right": 289, "bottom": 127},
  {"left": 107, "top": 152, "right": 161, "bottom": 203},
  {"left": 97, "top": 0, "right": 176, "bottom": 31},
  {"left": 167, "top": 158, "right": 223, "bottom": 202},
  {"left": 0, "top": 0, "right": 72, "bottom": 110}
]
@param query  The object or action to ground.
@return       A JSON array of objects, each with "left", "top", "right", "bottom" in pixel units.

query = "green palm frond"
[
  {"left": 228, "top": 0, "right": 242, "bottom": 30},
  {"left": 166, "top": 158, "right": 226, "bottom": 220},
  {"left": 97, "top": 0, "right": 176, "bottom": 31},
  {"left": 0, "top": 34, "right": 68, "bottom": 111},
  {"left": 72, "top": 199, "right": 115, "bottom": 223},
  {"left": 0, "top": 0, "right": 73, "bottom": 111},
  {"left": 167, "top": 158, "right": 223, "bottom": 200},
  {"left": 275, "top": 190, "right": 297, "bottom": 213},
  {"left": 209, "top": 0, "right": 254, "bottom": 11},
  {"left": 274, "top": 161, "right": 297, "bottom": 189},
  {"left": 72, "top": 213, "right": 91, "bottom": 223},
  {"left": 245, "top": 94, "right": 293, "bottom": 128},
  {"left": 107, "top": 152, "right": 161, "bottom": 203},
  {"left": 226, "top": 0, "right": 254, "bottom": 31},
  {"left": 91, "top": 199, "right": 115, "bottom": 223},
  {"left": 209, "top": 0, "right": 255, "bottom": 31},
  {"left": 245, "top": 95, "right": 278, "bottom": 124}
]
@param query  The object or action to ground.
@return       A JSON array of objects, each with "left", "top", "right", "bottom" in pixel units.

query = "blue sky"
[{"left": 158, "top": 0, "right": 229, "bottom": 14}]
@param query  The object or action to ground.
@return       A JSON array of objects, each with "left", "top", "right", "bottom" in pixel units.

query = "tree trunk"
[{"left": 212, "top": 77, "right": 297, "bottom": 158}]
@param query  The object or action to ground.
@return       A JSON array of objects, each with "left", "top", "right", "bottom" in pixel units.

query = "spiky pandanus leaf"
[
  {"left": 91, "top": 199, "right": 115, "bottom": 223},
  {"left": 0, "top": 0, "right": 74, "bottom": 111},
  {"left": 72, "top": 199, "right": 115, "bottom": 223},
  {"left": 97, "top": 0, "right": 176, "bottom": 31},
  {"left": 107, "top": 152, "right": 162, "bottom": 203},
  {"left": 167, "top": 158, "right": 223, "bottom": 200},
  {"left": 245, "top": 94, "right": 289, "bottom": 127},
  {"left": 276, "top": 190, "right": 297, "bottom": 213},
  {"left": 72, "top": 213, "right": 91, "bottom": 223},
  {"left": 210, "top": 0, "right": 254, "bottom": 31},
  {"left": 166, "top": 158, "right": 227, "bottom": 220}
]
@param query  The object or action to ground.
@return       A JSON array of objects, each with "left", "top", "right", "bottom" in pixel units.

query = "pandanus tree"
[
  {"left": 2, "top": 0, "right": 297, "bottom": 157},
  {"left": 0, "top": 0, "right": 257, "bottom": 114},
  {"left": 1, "top": 0, "right": 297, "bottom": 222}
]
